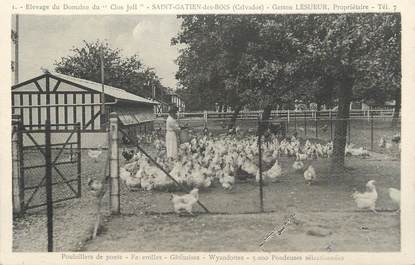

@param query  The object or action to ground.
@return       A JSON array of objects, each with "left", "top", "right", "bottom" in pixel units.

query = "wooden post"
[
  {"left": 304, "top": 112, "right": 307, "bottom": 136},
  {"left": 294, "top": 110, "right": 297, "bottom": 132},
  {"left": 14, "top": 14, "right": 19, "bottom": 85},
  {"left": 12, "top": 114, "right": 23, "bottom": 215},
  {"left": 100, "top": 48, "right": 106, "bottom": 129},
  {"left": 258, "top": 119, "right": 264, "bottom": 212},
  {"left": 109, "top": 113, "right": 120, "bottom": 215},
  {"left": 76, "top": 123, "right": 82, "bottom": 198},
  {"left": 45, "top": 120, "right": 53, "bottom": 252},
  {"left": 348, "top": 118, "right": 351, "bottom": 145},
  {"left": 330, "top": 110, "right": 333, "bottom": 141},
  {"left": 203, "top": 110, "right": 208, "bottom": 127},
  {"left": 371, "top": 112, "right": 374, "bottom": 151}
]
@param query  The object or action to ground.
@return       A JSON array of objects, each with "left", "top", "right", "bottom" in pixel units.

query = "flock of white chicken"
[
  {"left": 118, "top": 134, "right": 337, "bottom": 194},
  {"left": 83, "top": 127, "right": 402, "bottom": 215}
]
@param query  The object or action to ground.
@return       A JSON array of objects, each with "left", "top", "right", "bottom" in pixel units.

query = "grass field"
[{"left": 13, "top": 118, "right": 401, "bottom": 252}]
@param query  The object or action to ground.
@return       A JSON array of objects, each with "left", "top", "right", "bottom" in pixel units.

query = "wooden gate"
[{"left": 17, "top": 121, "right": 82, "bottom": 211}]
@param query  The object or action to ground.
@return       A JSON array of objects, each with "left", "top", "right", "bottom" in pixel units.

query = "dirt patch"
[{"left": 83, "top": 211, "right": 400, "bottom": 252}]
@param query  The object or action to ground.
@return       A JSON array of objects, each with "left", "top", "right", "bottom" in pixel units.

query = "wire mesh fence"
[
  {"left": 116, "top": 111, "right": 400, "bottom": 216},
  {"left": 12, "top": 117, "right": 114, "bottom": 252},
  {"left": 12, "top": 111, "right": 401, "bottom": 251}
]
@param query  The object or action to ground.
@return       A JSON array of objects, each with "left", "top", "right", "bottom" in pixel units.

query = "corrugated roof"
[{"left": 51, "top": 72, "right": 157, "bottom": 105}]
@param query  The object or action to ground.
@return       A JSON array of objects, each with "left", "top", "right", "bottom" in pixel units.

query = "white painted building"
[{"left": 12, "top": 71, "right": 157, "bottom": 148}]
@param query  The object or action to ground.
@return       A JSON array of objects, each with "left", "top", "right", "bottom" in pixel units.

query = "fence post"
[
  {"left": 12, "top": 114, "right": 23, "bottom": 215},
  {"left": 204, "top": 110, "right": 208, "bottom": 127},
  {"left": 304, "top": 112, "right": 307, "bottom": 136},
  {"left": 348, "top": 118, "right": 351, "bottom": 145},
  {"left": 75, "top": 122, "right": 81, "bottom": 198},
  {"left": 257, "top": 119, "right": 264, "bottom": 213},
  {"left": 294, "top": 110, "right": 297, "bottom": 132},
  {"left": 45, "top": 119, "right": 53, "bottom": 252},
  {"left": 370, "top": 111, "right": 374, "bottom": 151},
  {"left": 109, "top": 112, "right": 120, "bottom": 215},
  {"left": 315, "top": 111, "right": 318, "bottom": 139},
  {"left": 330, "top": 110, "right": 333, "bottom": 141}
]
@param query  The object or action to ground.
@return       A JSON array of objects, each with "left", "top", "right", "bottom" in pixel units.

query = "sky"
[{"left": 15, "top": 15, "right": 182, "bottom": 88}]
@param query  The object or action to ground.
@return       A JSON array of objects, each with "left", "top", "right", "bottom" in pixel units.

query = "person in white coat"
[{"left": 166, "top": 107, "right": 180, "bottom": 160}]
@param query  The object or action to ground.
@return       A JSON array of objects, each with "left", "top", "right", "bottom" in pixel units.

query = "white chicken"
[
  {"left": 292, "top": 160, "right": 304, "bottom": 172},
  {"left": 241, "top": 158, "right": 258, "bottom": 176},
  {"left": 352, "top": 180, "right": 378, "bottom": 213},
  {"left": 303, "top": 165, "right": 316, "bottom": 185},
  {"left": 296, "top": 152, "right": 308, "bottom": 161},
  {"left": 123, "top": 162, "right": 138, "bottom": 174},
  {"left": 262, "top": 160, "right": 282, "bottom": 182},
  {"left": 385, "top": 141, "right": 393, "bottom": 150},
  {"left": 87, "top": 177, "right": 105, "bottom": 197},
  {"left": 388, "top": 187, "right": 400, "bottom": 211},
  {"left": 219, "top": 175, "right": 235, "bottom": 190},
  {"left": 171, "top": 188, "right": 199, "bottom": 215},
  {"left": 120, "top": 165, "right": 143, "bottom": 191},
  {"left": 120, "top": 167, "right": 132, "bottom": 182},
  {"left": 190, "top": 165, "right": 207, "bottom": 188},
  {"left": 379, "top": 136, "right": 386, "bottom": 148},
  {"left": 88, "top": 145, "right": 103, "bottom": 163}
]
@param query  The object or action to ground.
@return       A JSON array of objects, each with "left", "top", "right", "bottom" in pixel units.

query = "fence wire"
[{"left": 117, "top": 114, "right": 400, "bottom": 215}]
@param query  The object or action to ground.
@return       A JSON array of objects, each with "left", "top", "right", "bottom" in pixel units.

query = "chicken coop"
[{"left": 11, "top": 71, "right": 157, "bottom": 148}]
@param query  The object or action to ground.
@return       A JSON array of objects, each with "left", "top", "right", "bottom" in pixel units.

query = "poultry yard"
[{"left": 13, "top": 119, "right": 401, "bottom": 252}]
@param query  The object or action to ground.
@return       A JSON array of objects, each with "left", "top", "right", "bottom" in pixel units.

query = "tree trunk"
[
  {"left": 391, "top": 87, "right": 401, "bottom": 127},
  {"left": 331, "top": 78, "right": 353, "bottom": 171},
  {"left": 258, "top": 105, "right": 273, "bottom": 136},
  {"left": 228, "top": 105, "right": 242, "bottom": 130}
]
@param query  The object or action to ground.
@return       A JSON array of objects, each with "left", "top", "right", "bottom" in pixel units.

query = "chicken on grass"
[
  {"left": 171, "top": 188, "right": 199, "bottom": 215},
  {"left": 122, "top": 148, "right": 135, "bottom": 161},
  {"left": 303, "top": 165, "right": 316, "bottom": 185},
  {"left": 352, "top": 180, "right": 378, "bottom": 213},
  {"left": 256, "top": 160, "right": 282, "bottom": 183},
  {"left": 88, "top": 145, "right": 103, "bottom": 163},
  {"left": 388, "top": 187, "right": 400, "bottom": 212},
  {"left": 292, "top": 160, "right": 304, "bottom": 172},
  {"left": 87, "top": 177, "right": 105, "bottom": 197}
]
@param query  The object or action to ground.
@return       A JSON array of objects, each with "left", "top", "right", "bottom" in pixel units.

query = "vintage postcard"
[{"left": 0, "top": 0, "right": 414, "bottom": 264}]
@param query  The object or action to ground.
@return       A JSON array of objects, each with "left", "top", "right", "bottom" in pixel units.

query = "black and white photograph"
[{"left": 2, "top": 0, "right": 415, "bottom": 264}]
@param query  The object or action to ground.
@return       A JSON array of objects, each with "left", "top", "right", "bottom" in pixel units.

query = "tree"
[
  {"left": 173, "top": 16, "right": 256, "bottom": 114},
  {"left": 173, "top": 14, "right": 400, "bottom": 169},
  {"left": 54, "top": 40, "right": 167, "bottom": 98},
  {"left": 303, "top": 14, "right": 400, "bottom": 169},
  {"left": 173, "top": 15, "right": 310, "bottom": 129}
]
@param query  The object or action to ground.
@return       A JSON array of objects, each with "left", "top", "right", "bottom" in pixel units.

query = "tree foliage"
[
  {"left": 54, "top": 40, "right": 168, "bottom": 100},
  {"left": 173, "top": 14, "right": 400, "bottom": 169}
]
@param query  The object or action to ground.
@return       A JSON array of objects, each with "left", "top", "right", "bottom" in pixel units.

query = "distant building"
[
  {"left": 168, "top": 92, "right": 185, "bottom": 112},
  {"left": 384, "top": 100, "right": 396, "bottom": 110},
  {"left": 153, "top": 99, "right": 170, "bottom": 114},
  {"left": 350, "top": 101, "right": 370, "bottom": 110}
]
